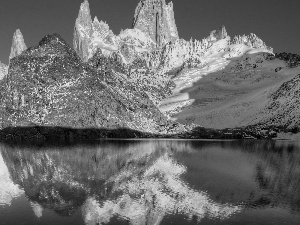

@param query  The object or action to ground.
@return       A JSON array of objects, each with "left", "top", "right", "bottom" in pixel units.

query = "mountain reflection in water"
[{"left": 0, "top": 140, "right": 300, "bottom": 225}]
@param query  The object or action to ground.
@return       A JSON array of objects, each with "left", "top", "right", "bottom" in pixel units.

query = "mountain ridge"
[{"left": 0, "top": 0, "right": 299, "bottom": 140}]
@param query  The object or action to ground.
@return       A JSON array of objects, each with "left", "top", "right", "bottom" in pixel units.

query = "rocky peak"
[
  {"left": 18, "top": 33, "right": 80, "bottom": 64},
  {"left": 132, "top": 0, "right": 179, "bottom": 48},
  {"left": 9, "top": 29, "right": 27, "bottom": 62},
  {"left": 39, "top": 33, "right": 68, "bottom": 46},
  {"left": 4, "top": 32, "right": 167, "bottom": 132},
  {"left": 208, "top": 26, "right": 228, "bottom": 42},
  {"left": 73, "top": 0, "right": 93, "bottom": 62},
  {"left": 76, "top": 0, "right": 92, "bottom": 31}
]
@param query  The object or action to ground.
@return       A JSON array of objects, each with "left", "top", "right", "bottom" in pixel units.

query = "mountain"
[
  {"left": 73, "top": 0, "right": 159, "bottom": 65},
  {"left": 9, "top": 29, "right": 27, "bottom": 62},
  {"left": 159, "top": 30, "right": 300, "bottom": 134},
  {"left": 132, "top": 0, "right": 179, "bottom": 48},
  {"left": 0, "top": 0, "right": 299, "bottom": 139},
  {"left": 2, "top": 33, "right": 173, "bottom": 134}
]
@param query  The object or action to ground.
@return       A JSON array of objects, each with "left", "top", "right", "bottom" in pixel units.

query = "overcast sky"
[{"left": 1, "top": 0, "right": 300, "bottom": 64}]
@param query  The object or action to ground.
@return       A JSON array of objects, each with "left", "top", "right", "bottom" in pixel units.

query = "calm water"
[{"left": 0, "top": 140, "right": 300, "bottom": 225}]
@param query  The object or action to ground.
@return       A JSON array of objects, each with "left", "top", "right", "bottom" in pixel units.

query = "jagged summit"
[
  {"left": 77, "top": 0, "right": 92, "bottom": 27},
  {"left": 72, "top": 0, "right": 272, "bottom": 69},
  {"left": 73, "top": 0, "right": 119, "bottom": 61},
  {"left": 132, "top": 0, "right": 179, "bottom": 48},
  {"left": 73, "top": 0, "right": 93, "bottom": 61},
  {"left": 9, "top": 29, "right": 27, "bottom": 62}
]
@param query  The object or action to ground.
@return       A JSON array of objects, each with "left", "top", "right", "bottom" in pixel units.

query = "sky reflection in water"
[{"left": 0, "top": 140, "right": 299, "bottom": 225}]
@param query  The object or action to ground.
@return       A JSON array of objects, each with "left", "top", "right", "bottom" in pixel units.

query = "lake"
[{"left": 0, "top": 139, "right": 299, "bottom": 225}]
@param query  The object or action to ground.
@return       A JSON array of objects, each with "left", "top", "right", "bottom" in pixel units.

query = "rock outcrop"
[
  {"left": 132, "top": 0, "right": 179, "bottom": 48},
  {"left": 0, "top": 62, "right": 8, "bottom": 80},
  {"left": 9, "top": 29, "right": 27, "bottom": 62},
  {"left": 275, "top": 52, "right": 300, "bottom": 68}
]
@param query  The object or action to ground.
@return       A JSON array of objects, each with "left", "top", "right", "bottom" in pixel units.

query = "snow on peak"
[{"left": 231, "top": 33, "right": 272, "bottom": 51}]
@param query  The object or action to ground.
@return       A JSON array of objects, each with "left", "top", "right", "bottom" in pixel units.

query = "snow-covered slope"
[{"left": 159, "top": 36, "right": 300, "bottom": 129}]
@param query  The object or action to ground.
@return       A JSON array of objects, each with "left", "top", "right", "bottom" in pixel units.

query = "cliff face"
[
  {"left": 132, "top": 0, "right": 179, "bottom": 48},
  {"left": 4, "top": 34, "right": 167, "bottom": 132},
  {"left": 9, "top": 29, "right": 27, "bottom": 62}
]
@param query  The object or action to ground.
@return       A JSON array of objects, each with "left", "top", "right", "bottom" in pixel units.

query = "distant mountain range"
[{"left": 0, "top": 0, "right": 299, "bottom": 140}]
